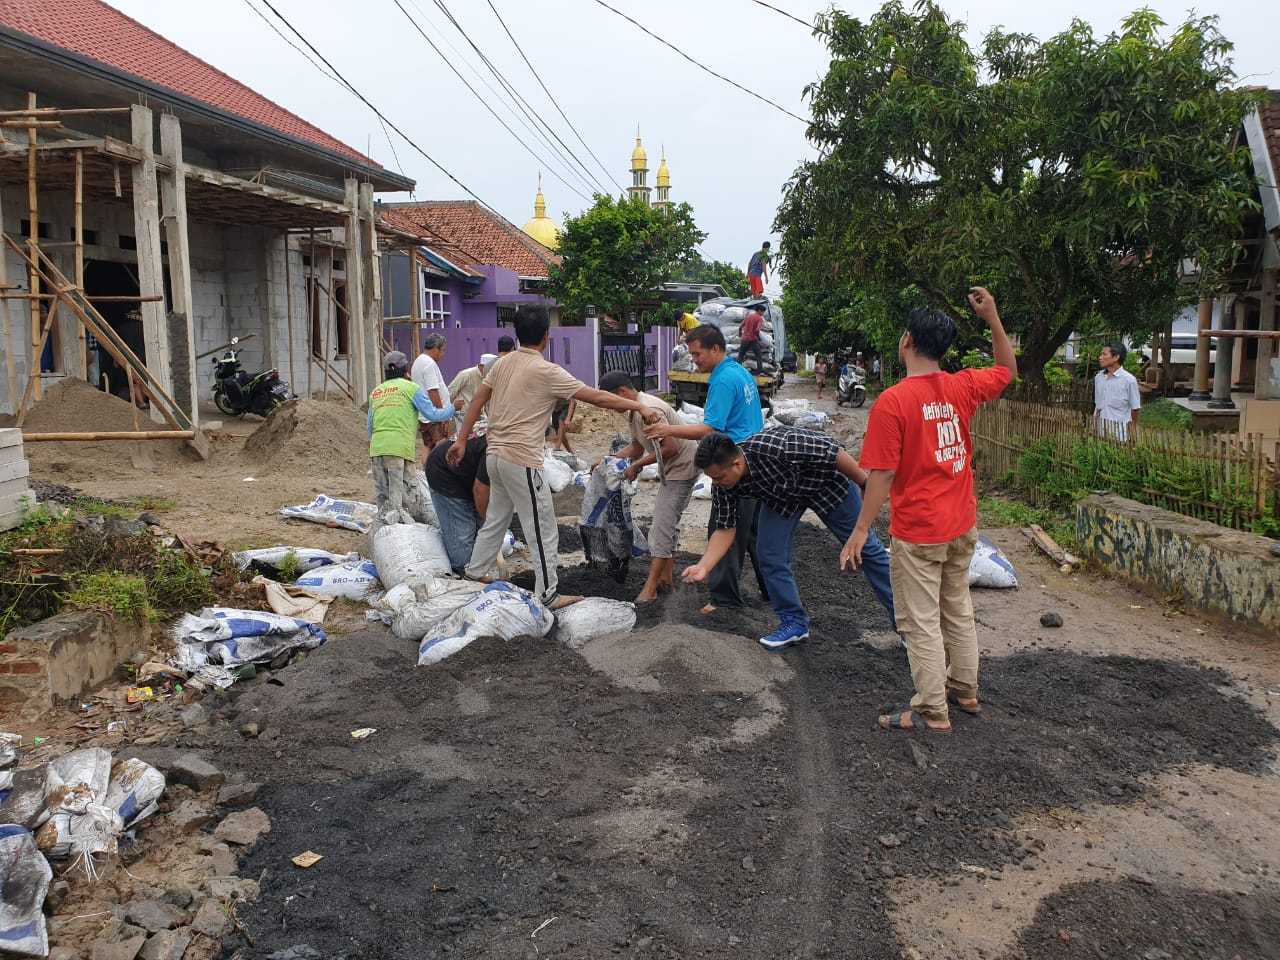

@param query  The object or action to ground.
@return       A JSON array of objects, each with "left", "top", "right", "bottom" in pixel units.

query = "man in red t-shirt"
[
  {"left": 737, "top": 306, "right": 766, "bottom": 373},
  {"left": 841, "top": 288, "right": 1015, "bottom": 734}
]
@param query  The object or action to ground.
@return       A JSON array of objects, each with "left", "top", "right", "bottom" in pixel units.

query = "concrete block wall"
[
  {"left": 1077, "top": 494, "right": 1280, "bottom": 630},
  {"left": 0, "top": 428, "right": 33, "bottom": 530},
  {"left": 0, "top": 609, "right": 150, "bottom": 708}
]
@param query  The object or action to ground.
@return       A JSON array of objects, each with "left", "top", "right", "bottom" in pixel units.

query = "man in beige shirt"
[
  {"left": 599, "top": 371, "right": 699, "bottom": 603},
  {"left": 449, "top": 312, "right": 656, "bottom": 609}
]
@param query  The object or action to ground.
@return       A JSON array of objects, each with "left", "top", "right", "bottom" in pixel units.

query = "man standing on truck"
[
  {"left": 645, "top": 324, "right": 767, "bottom": 613},
  {"left": 738, "top": 303, "right": 766, "bottom": 373},
  {"left": 747, "top": 241, "right": 771, "bottom": 297}
]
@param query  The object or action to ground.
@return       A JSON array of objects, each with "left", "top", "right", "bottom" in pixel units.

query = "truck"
[{"left": 666, "top": 297, "right": 787, "bottom": 407}]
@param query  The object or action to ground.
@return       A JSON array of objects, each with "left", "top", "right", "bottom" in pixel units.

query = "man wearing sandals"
[{"left": 841, "top": 289, "right": 1016, "bottom": 733}]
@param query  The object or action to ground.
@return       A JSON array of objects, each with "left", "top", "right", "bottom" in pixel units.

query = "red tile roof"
[
  {"left": 1259, "top": 90, "right": 1280, "bottom": 193},
  {"left": 383, "top": 201, "right": 561, "bottom": 278},
  {"left": 0, "top": 0, "right": 376, "bottom": 166}
]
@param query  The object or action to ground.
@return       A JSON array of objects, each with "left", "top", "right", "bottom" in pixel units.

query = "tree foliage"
[
  {"left": 775, "top": 2, "right": 1259, "bottom": 385},
  {"left": 549, "top": 195, "right": 705, "bottom": 322},
  {"left": 675, "top": 254, "right": 751, "bottom": 299}
]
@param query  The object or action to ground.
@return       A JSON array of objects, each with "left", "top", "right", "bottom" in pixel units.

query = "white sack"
[
  {"left": 555, "top": 598, "right": 637, "bottom": 649},
  {"left": 691, "top": 473, "right": 714, "bottom": 500},
  {"left": 542, "top": 454, "right": 576, "bottom": 494},
  {"left": 411, "top": 471, "right": 439, "bottom": 526},
  {"left": 232, "top": 547, "right": 357, "bottom": 575},
  {"left": 417, "top": 583, "right": 554, "bottom": 666},
  {"left": 639, "top": 463, "right": 660, "bottom": 482},
  {"left": 371, "top": 523, "right": 452, "bottom": 589},
  {"left": 968, "top": 535, "right": 1019, "bottom": 588},
  {"left": 279, "top": 495, "right": 377, "bottom": 533},
  {"left": 0, "top": 825, "right": 51, "bottom": 957},
  {"left": 392, "top": 577, "right": 487, "bottom": 640},
  {"left": 293, "top": 559, "right": 381, "bottom": 600}
]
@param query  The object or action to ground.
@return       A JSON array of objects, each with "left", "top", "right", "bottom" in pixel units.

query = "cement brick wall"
[
  {"left": 0, "top": 428, "right": 33, "bottom": 530},
  {"left": 0, "top": 608, "right": 150, "bottom": 708},
  {"left": 1076, "top": 494, "right": 1280, "bottom": 629}
]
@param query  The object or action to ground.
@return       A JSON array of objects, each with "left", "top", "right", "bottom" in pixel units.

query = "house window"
[
  {"left": 333, "top": 282, "right": 350, "bottom": 357},
  {"left": 421, "top": 287, "right": 450, "bottom": 324},
  {"left": 308, "top": 278, "right": 322, "bottom": 358}
]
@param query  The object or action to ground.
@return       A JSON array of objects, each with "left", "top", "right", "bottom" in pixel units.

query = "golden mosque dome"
[
  {"left": 521, "top": 175, "right": 560, "bottom": 250},
  {"left": 631, "top": 131, "right": 648, "bottom": 171},
  {"left": 656, "top": 147, "right": 670, "bottom": 188}
]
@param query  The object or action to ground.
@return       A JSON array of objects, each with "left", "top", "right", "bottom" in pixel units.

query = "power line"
[
  {"left": 747, "top": 0, "right": 824, "bottom": 33},
  {"left": 484, "top": 0, "right": 625, "bottom": 194},
  {"left": 392, "top": 0, "right": 595, "bottom": 200},
  {"left": 586, "top": 0, "right": 810, "bottom": 124},
  {"left": 425, "top": 0, "right": 611, "bottom": 196}
]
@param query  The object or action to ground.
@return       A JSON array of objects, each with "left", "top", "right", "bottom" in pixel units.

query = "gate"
[{"left": 599, "top": 332, "right": 645, "bottom": 383}]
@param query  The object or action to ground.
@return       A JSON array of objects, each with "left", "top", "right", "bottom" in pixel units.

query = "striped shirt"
[{"left": 709, "top": 427, "right": 846, "bottom": 530}]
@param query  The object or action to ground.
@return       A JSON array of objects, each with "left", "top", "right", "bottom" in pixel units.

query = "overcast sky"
[{"left": 112, "top": 0, "right": 1277, "bottom": 294}]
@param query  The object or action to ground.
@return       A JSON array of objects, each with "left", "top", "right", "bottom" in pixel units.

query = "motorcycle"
[
  {"left": 212, "top": 337, "right": 292, "bottom": 417},
  {"left": 836, "top": 364, "right": 866, "bottom": 407}
]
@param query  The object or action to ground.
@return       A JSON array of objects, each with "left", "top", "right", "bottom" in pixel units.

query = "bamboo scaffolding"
[
  {"left": 74, "top": 147, "right": 85, "bottom": 378},
  {"left": 23, "top": 430, "right": 195, "bottom": 441},
  {"left": 0, "top": 185, "right": 16, "bottom": 410},
  {"left": 284, "top": 234, "right": 296, "bottom": 395},
  {"left": 14, "top": 297, "right": 61, "bottom": 428},
  {"left": 26, "top": 92, "right": 40, "bottom": 402}
]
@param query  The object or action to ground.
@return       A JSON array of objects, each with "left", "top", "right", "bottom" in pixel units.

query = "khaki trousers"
[{"left": 890, "top": 527, "right": 979, "bottom": 722}]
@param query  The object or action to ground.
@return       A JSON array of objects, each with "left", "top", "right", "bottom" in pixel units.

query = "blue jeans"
[
  {"left": 756, "top": 483, "right": 895, "bottom": 630},
  {"left": 433, "top": 492, "right": 481, "bottom": 574}
]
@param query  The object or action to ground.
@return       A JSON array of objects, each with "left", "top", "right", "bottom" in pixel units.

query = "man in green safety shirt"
[{"left": 368, "top": 350, "right": 455, "bottom": 524}]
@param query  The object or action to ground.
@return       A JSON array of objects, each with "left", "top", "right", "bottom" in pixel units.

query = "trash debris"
[
  {"left": 417, "top": 582, "right": 554, "bottom": 666},
  {"left": 554, "top": 598, "right": 637, "bottom": 649},
  {"left": 232, "top": 546, "right": 359, "bottom": 576},
  {"left": 291, "top": 560, "right": 381, "bottom": 601},
  {"left": 370, "top": 523, "right": 452, "bottom": 589},
  {"left": 0, "top": 824, "right": 52, "bottom": 957},
  {"left": 172, "top": 608, "right": 327, "bottom": 688},
  {"left": 968, "top": 535, "right": 1019, "bottom": 589},
  {"left": 350, "top": 728, "right": 376, "bottom": 740},
  {"left": 0, "top": 732, "right": 19, "bottom": 769},
  {"left": 579, "top": 459, "right": 650, "bottom": 583},
  {"left": 125, "top": 686, "right": 156, "bottom": 704},
  {"left": 252, "top": 576, "right": 335, "bottom": 624},
  {"left": 691, "top": 473, "right": 714, "bottom": 500},
  {"left": 136, "top": 662, "right": 184, "bottom": 685},
  {"left": 292, "top": 850, "right": 323, "bottom": 869},
  {"left": 279, "top": 495, "right": 377, "bottom": 533}
]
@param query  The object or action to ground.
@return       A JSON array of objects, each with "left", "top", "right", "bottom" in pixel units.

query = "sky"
[{"left": 110, "top": 0, "right": 1278, "bottom": 296}]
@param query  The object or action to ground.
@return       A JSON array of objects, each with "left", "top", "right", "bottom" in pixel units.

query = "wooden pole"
[
  {"left": 0, "top": 183, "right": 18, "bottom": 414},
  {"left": 343, "top": 178, "right": 367, "bottom": 400},
  {"left": 306, "top": 226, "right": 314, "bottom": 397},
  {"left": 284, "top": 233, "right": 296, "bottom": 396},
  {"left": 15, "top": 297, "right": 60, "bottom": 427},
  {"left": 408, "top": 245, "right": 420, "bottom": 357},
  {"left": 23, "top": 430, "right": 194, "bottom": 441},
  {"left": 321, "top": 237, "right": 333, "bottom": 401},
  {"left": 1189, "top": 297, "right": 1212, "bottom": 401},
  {"left": 126, "top": 364, "right": 141, "bottom": 431},
  {"left": 158, "top": 113, "right": 199, "bottom": 427},
  {"left": 74, "top": 148, "right": 86, "bottom": 379},
  {"left": 26, "top": 92, "right": 41, "bottom": 403},
  {"left": 1257, "top": 269, "right": 1277, "bottom": 402},
  {"left": 130, "top": 104, "right": 172, "bottom": 424}
]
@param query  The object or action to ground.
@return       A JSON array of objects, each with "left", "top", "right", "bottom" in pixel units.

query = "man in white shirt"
[
  {"left": 411, "top": 333, "right": 454, "bottom": 453},
  {"left": 1094, "top": 341, "right": 1142, "bottom": 441},
  {"left": 447, "top": 353, "right": 496, "bottom": 435}
]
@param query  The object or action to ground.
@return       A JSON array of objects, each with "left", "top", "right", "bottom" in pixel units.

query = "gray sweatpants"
[
  {"left": 371, "top": 455, "right": 415, "bottom": 525},
  {"left": 466, "top": 454, "right": 561, "bottom": 604}
]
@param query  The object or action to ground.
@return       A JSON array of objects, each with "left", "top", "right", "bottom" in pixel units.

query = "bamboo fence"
[{"left": 971, "top": 400, "right": 1280, "bottom": 532}]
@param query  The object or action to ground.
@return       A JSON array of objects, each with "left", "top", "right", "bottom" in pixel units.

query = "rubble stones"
[
  {"left": 213, "top": 807, "right": 271, "bottom": 846},
  {"left": 48, "top": 948, "right": 78, "bottom": 960},
  {"left": 216, "top": 781, "right": 262, "bottom": 806},
  {"left": 238, "top": 723, "right": 260, "bottom": 739},
  {"left": 124, "top": 900, "right": 185, "bottom": 933},
  {"left": 196, "top": 838, "right": 238, "bottom": 877},
  {"left": 92, "top": 933, "right": 147, "bottom": 960},
  {"left": 167, "top": 755, "right": 225, "bottom": 792},
  {"left": 268, "top": 948, "right": 322, "bottom": 960},
  {"left": 878, "top": 833, "right": 902, "bottom": 849},
  {"left": 909, "top": 742, "right": 929, "bottom": 770},
  {"left": 1040, "top": 612, "right": 1064, "bottom": 628},
  {"left": 169, "top": 800, "right": 216, "bottom": 834},
  {"left": 179, "top": 705, "right": 209, "bottom": 730},
  {"left": 45, "top": 879, "right": 71, "bottom": 913},
  {"left": 206, "top": 876, "right": 260, "bottom": 902},
  {"left": 162, "top": 886, "right": 195, "bottom": 909},
  {"left": 191, "top": 900, "right": 233, "bottom": 940},
  {"left": 139, "top": 928, "right": 193, "bottom": 960}
]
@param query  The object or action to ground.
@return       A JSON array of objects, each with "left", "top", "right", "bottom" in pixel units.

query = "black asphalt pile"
[
  {"left": 207, "top": 525, "right": 1277, "bottom": 960},
  {"left": 1017, "top": 879, "right": 1280, "bottom": 959}
]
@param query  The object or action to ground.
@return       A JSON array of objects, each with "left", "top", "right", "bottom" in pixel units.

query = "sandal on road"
[
  {"left": 878, "top": 710, "right": 952, "bottom": 734},
  {"left": 947, "top": 691, "right": 982, "bottom": 716}
]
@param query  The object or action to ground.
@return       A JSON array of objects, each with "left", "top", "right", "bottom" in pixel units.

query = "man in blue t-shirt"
[{"left": 646, "top": 324, "right": 766, "bottom": 613}]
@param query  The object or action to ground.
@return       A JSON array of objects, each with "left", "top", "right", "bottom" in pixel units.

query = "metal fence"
[{"left": 970, "top": 399, "right": 1280, "bottom": 532}]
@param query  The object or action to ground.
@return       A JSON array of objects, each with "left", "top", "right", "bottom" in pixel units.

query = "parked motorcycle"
[
  {"left": 212, "top": 337, "right": 291, "bottom": 417},
  {"left": 836, "top": 364, "right": 866, "bottom": 407}
]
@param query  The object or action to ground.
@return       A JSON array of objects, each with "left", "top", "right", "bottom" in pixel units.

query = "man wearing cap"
[
  {"left": 411, "top": 333, "right": 454, "bottom": 452},
  {"left": 369, "top": 351, "right": 454, "bottom": 524}
]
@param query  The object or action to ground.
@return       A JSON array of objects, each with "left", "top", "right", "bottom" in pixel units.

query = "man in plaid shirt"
[{"left": 683, "top": 426, "right": 894, "bottom": 650}]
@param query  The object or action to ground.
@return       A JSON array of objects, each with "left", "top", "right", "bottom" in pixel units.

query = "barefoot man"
[
  {"left": 644, "top": 324, "right": 767, "bottom": 614},
  {"left": 598, "top": 371, "right": 699, "bottom": 603},
  {"left": 449, "top": 310, "right": 658, "bottom": 611},
  {"left": 841, "top": 289, "right": 1016, "bottom": 734}
]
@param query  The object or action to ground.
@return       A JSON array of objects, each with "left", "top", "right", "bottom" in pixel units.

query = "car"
[
  {"left": 780, "top": 350, "right": 797, "bottom": 373},
  {"left": 1168, "top": 335, "right": 1217, "bottom": 366}
]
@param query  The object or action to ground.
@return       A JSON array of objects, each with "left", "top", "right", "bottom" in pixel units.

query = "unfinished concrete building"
[{"left": 0, "top": 0, "right": 414, "bottom": 427}]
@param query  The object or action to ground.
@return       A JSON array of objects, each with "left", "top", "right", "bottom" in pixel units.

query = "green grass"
[
  {"left": 70, "top": 495, "right": 177, "bottom": 519},
  {"left": 64, "top": 571, "right": 153, "bottom": 621},
  {"left": 274, "top": 549, "right": 303, "bottom": 584},
  {"left": 1139, "top": 398, "right": 1193, "bottom": 432},
  {"left": 149, "top": 551, "right": 216, "bottom": 611},
  {"left": 978, "top": 495, "right": 1078, "bottom": 551}
]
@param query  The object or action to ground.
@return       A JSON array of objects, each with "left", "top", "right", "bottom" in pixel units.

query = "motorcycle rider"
[{"left": 368, "top": 350, "right": 455, "bottom": 525}]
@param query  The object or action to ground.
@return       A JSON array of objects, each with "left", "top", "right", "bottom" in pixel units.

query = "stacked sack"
[{"left": 693, "top": 298, "right": 779, "bottom": 376}]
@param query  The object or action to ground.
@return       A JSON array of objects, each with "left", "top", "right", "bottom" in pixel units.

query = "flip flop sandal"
[
  {"left": 947, "top": 692, "right": 982, "bottom": 715},
  {"left": 878, "top": 710, "right": 952, "bottom": 734}
]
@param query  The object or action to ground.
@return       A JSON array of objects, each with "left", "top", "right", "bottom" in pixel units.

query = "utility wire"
[
  {"left": 392, "top": 0, "right": 594, "bottom": 200},
  {"left": 587, "top": 0, "right": 809, "bottom": 124},
  {"left": 748, "top": 0, "right": 825, "bottom": 34},
  {"left": 484, "top": 0, "right": 625, "bottom": 194},
  {"left": 426, "top": 0, "right": 611, "bottom": 196},
  {"left": 401, "top": 0, "right": 603, "bottom": 197}
]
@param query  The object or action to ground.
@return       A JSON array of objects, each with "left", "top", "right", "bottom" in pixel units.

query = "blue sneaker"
[{"left": 759, "top": 621, "right": 809, "bottom": 651}]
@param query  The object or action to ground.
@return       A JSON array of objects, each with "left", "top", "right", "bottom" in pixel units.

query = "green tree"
[
  {"left": 549, "top": 195, "right": 705, "bottom": 322},
  {"left": 675, "top": 254, "right": 751, "bottom": 299},
  {"left": 775, "top": 2, "right": 1259, "bottom": 389}
]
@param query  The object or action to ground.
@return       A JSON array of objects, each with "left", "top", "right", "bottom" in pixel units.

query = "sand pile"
[
  {"left": 243, "top": 397, "right": 369, "bottom": 475},
  {"left": 11, "top": 378, "right": 193, "bottom": 475}
]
